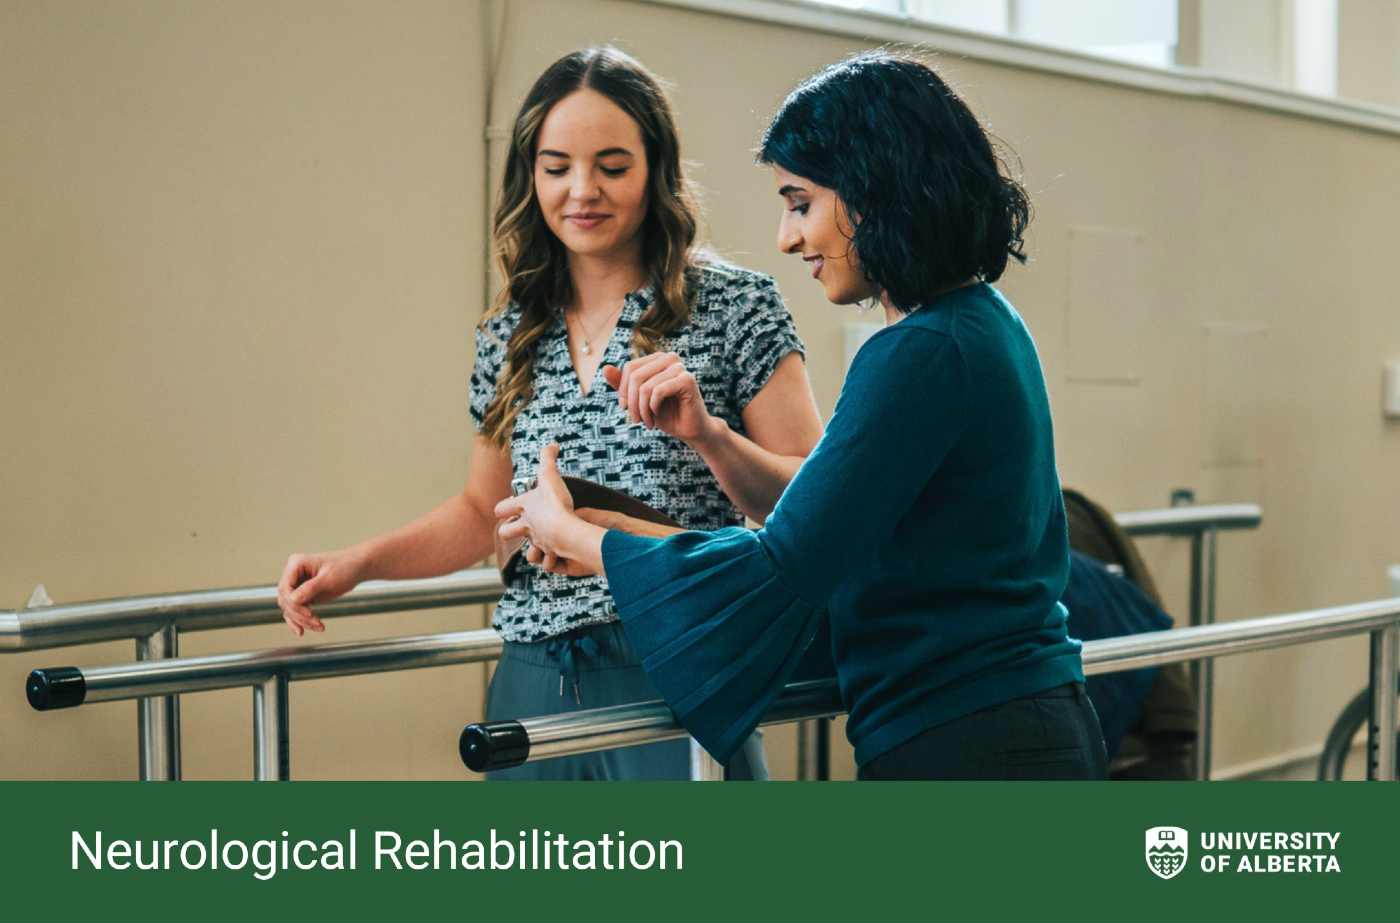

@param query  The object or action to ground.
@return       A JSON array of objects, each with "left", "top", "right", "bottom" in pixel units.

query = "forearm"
[
  {"left": 688, "top": 417, "right": 804, "bottom": 523},
  {"left": 350, "top": 493, "right": 496, "bottom": 582}
]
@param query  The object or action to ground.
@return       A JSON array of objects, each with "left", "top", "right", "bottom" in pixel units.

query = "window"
[{"left": 808, "top": 0, "right": 1365, "bottom": 105}]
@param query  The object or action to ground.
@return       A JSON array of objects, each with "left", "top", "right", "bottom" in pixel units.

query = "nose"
[
  {"left": 570, "top": 168, "right": 601, "bottom": 203},
  {"left": 776, "top": 211, "right": 802, "bottom": 255}
]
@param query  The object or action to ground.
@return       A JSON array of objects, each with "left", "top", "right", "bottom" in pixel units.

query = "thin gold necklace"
[{"left": 566, "top": 300, "right": 625, "bottom": 356}]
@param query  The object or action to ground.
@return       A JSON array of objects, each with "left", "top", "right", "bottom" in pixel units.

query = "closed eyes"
[{"left": 541, "top": 166, "right": 631, "bottom": 178}]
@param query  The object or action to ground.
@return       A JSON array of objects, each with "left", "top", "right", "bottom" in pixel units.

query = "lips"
[
  {"left": 804, "top": 255, "right": 824, "bottom": 279},
  {"left": 566, "top": 213, "right": 610, "bottom": 230}
]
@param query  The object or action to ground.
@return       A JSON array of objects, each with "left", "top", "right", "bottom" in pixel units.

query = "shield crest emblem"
[{"left": 1145, "top": 826, "right": 1189, "bottom": 879}]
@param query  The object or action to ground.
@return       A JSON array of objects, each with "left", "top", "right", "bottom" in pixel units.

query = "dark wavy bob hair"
[{"left": 758, "top": 51, "right": 1030, "bottom": 312}]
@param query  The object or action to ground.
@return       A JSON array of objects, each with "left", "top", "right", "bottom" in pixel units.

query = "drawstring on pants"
[{"left": 545, "top": 634, "right": 601, "bottom": 704}]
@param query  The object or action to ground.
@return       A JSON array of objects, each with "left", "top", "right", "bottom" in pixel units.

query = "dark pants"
[
  {"left": 858, "top": 682, "right": 1108, "bottom": 781},
  {"left": 485, "top": 621, "right": 768, "bottom": 781}
]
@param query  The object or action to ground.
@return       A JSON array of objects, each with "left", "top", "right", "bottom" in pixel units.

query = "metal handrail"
[
  {"left": 1, "top": 567, "right": 502, "bottom": 781},
  {"left": 1113, "top": 503, "right": 1261, "bottom": 537},
  {"left": 9, "top": 501, "right": 1259, "bottom": 781},
  {"left": 461, "top": 679, "right": 845, "bottom": 771},
  {"left": 28, "top": 629, "right": 503, "bottom": 703},
  {"left": 28, "top": 597, "right": 1397, "bottom": 781},
  {"left": 1080, "top": 597, "right": 1399, "bottom": 672},
  {"left": 0, "top": 569, "right": 503, "bottom": 652},
  {"left": 27, "top": 629, "right": 505, "bottom": 781},
  {"left": 460, "top": 597, "right": 1400, "bottom": 781}
]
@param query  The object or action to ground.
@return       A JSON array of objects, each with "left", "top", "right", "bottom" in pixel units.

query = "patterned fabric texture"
[{"left": 469, "top": 262, "right": 805, "bottom": 642}]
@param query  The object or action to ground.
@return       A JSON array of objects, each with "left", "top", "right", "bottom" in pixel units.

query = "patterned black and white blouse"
[{"left": 469, "top": 262, "right": 806, "bottom": 643}]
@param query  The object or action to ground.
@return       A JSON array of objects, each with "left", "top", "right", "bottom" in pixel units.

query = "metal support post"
[
  {"left": 253, "top": 674, "right": 290, "bottom": 781},
  {"left": 1367, "top": 624, "right": 1398, "bottom": 781},
  {"left": 796, "top": 719, "right": 833, "bottom": 780},
  {"left": 135, "top": 624, "right": 181, "bottom": 781},
  {"left": 796, "top": 719, "right": 816, "bottom": 780},
  {"left": 689, "top": 737, "right": 724, "bottom": 781},
  {"left": 1187, "top": 527, "right": 1218, "bottom": 779}
]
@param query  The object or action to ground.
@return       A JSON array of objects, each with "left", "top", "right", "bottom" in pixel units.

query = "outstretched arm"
[{"left": 276, "top": 434, "right": 512, "bottom": 635}]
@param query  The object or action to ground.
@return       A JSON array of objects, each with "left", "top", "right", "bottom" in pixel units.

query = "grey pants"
[{"left": 485, "top": 621, "right": 769, "bottom": 781}]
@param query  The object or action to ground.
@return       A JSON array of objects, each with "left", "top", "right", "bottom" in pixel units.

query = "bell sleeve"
[
  {"left": 603, "top": 527, "right": 822, "bottom": 765},
  {"left": 602, "top": 324, "right": 969, "bottom": 763}
]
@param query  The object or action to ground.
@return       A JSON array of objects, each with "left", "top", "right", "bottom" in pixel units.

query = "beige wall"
[
  {"left": 1, "top": 0, "right": 492, "bottom": 779},
  {"left": 3, "top": 0, "right": 1398, "bottom": 780}
]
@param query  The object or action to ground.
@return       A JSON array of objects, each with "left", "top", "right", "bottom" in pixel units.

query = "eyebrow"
[
  {"left": 777, "top": 184, "right": 806, "bottom": 197},
  {"left": 537, "top": 148, "right": 636, "bottom": 159}
]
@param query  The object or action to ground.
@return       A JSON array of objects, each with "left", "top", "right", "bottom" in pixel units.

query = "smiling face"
[
  {"left": 533, "top": 88, "right": 650, "bottom": 262},
  {"left": 773, "top": 165, "right": 879, "bottom": 306}
]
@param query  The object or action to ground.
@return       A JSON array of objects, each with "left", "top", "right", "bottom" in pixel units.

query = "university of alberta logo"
[{"left": 1146, "top": 827, "right": 1189, "bottom": 879}]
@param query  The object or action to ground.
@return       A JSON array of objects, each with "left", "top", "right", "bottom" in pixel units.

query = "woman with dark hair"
[
  {"left": 498, "top": 51, "right": 1108, "bottom": 780},
  {"left": 273, "top": 47, "right": 824, "bottom": 780}
]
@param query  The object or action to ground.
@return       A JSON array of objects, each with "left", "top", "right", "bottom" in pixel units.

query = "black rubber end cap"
[
  {"left": 27, "top": 667, "right": 86, "bottom": 711},
  {"left": 459, "top": 721, "right": 529, "bottom": 772}
]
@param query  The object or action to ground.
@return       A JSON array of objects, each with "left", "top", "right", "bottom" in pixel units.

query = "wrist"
[
  {"left": 342, "top": 543, "right": 377, "bottom": 582},
  {"left": 685, "top": 413, "right": 731, "bottom": 454}
]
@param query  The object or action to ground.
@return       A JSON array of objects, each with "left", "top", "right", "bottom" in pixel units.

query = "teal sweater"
[{"left": 602, "top": 283, "right": 1083, "bottom": 766}]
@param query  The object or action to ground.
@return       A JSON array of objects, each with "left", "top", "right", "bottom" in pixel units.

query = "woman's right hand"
[
  {"left": 604, "top": 355, "right": 720, "bottom": 447},
  {"left": 276, "top": 549, "right": 367, "bottom": 637}
]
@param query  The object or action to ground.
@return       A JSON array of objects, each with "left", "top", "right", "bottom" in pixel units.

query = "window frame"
[{"left": 639, "top": 0, "right": 1400, "bottom": 138}]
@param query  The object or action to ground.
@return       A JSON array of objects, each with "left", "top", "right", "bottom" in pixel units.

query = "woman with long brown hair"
[{"left": 273, "top": 47, "right": 822, "bottom": 780}]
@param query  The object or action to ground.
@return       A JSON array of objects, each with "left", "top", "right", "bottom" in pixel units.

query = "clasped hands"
[
  {"left": 494, "top": 444, "right": 683, "bottom": 576},
  {"left": 495, "top": 358, "right": 698, "bottom": 576},
  {"left": 494, "top": 443, "right": 598, "bottom": 576}
]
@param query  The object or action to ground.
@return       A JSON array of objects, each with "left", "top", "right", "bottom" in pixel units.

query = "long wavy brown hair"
[{"left": 478, "top": 46, "right": 704, "bottom": 446}]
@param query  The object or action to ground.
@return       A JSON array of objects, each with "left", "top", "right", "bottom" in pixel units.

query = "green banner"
[{"left": 0, "top": 782, "right": 1381, "bottom": 917}]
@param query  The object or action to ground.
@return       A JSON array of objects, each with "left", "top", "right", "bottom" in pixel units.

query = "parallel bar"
[
  {"left": 1113, "top": 503, "right": 1262, "bottom": 537},
  {"left": 38, "top": 599, "right": 1400, "bottom": 714},
  {"left": 518, "top": 680, "right": 843, "bottom": 766},
  {"left": 41, "top": 629, "right": 503, "bottom": 705},
  {"left": 1368, "top": 624, "right": 1399, "bottom": 781},
  {"left": 253, "top": 674, "right": 290, "bottom": 782},
  {"left": 0, "top": 568, "right": 503, "bottom": 652},
  {"left": 1081, "top": 598, "right": 1400, "bottom": 674},
  {"left": 467, "top": 600, "right": 1400, "bottom": 771},
  {"left": 4, "top": 500, "right": 1265, "bottom": 785},
  {"left": 135, "top": 625, "right": 180, "bottom": 781}
]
